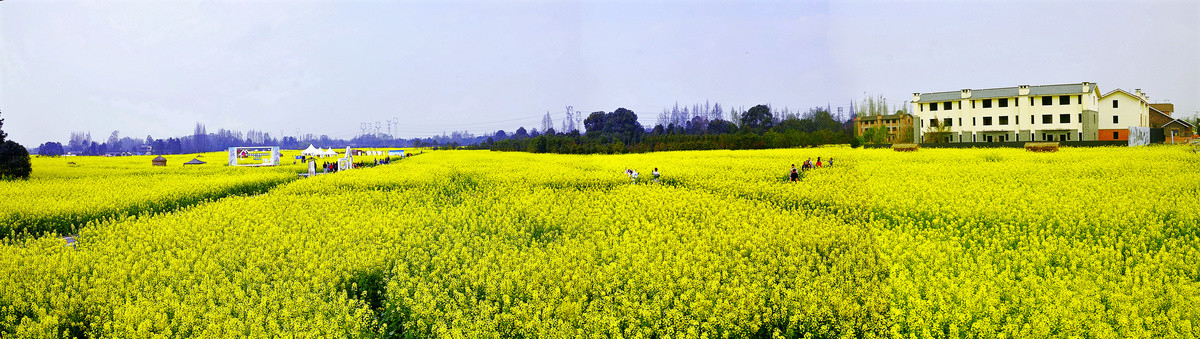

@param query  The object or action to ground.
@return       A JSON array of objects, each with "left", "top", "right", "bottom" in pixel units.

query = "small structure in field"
[
  {"left": 228, "top": 146, "right": 280, "bottom": 166},
  {"left": 1025, "top": 142, "right": 1059, "bottom": 152},
  {"left": 184, "top": 158, "right": 206, "bottom": 166},
  {"left": 152, "top": 156, "right": 167, "bottom": 166},
  {"left": 892, "top": 143, "right": 919, "bottom": 152}
]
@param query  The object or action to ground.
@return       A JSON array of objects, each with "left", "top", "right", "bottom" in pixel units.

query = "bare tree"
[
  {"left": 541, "top": 112, "right": 554, "bottom": 133},
  {"left": 107, "top": 130, "right": 120, "bottom": 149}
]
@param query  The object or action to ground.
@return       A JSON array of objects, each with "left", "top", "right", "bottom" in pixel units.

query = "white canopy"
[
  {"left": 323, "top": 148, "right": 337, "bottom": 156},
  {"left": 301, "top": 144, "right": 321, "bottom": 156}
]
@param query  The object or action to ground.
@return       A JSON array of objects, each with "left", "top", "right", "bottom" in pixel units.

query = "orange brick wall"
[{"left": 1099, "top": 129, "right": 1128, "bottom": 141}]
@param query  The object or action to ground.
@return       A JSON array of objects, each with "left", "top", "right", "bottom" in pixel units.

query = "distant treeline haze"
[{"left": 34, "top": 97, "right": 910, "bottom": 156}]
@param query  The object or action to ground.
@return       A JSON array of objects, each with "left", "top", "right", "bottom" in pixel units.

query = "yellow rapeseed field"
[
  {"left": 0, "top": 153, "right": 303, "bottom": 237},
  {"left": 1, "top": 146, "right": 1197, "bottom": 337}
]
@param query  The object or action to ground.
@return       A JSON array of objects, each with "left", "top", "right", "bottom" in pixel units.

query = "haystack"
[
  {"left": 1024, "top": 142, "right": 1059, "bottom": 152},
  {"left": 892, "top": 143, "right": 919, "bottom": 152}
]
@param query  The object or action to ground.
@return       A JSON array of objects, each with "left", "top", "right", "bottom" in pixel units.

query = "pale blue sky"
[{"left": 2, "top": 0, "right": 1197, "bottom": 145}]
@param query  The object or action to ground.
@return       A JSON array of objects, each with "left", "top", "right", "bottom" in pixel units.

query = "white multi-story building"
[
  {"left": 1096, "top": 88, "right": 1152, "bottom": 141},
  {"left": 913, "top": 82, "right": 1104, "bottom": 143}
]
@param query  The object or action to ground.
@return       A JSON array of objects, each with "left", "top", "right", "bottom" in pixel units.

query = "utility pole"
[{"left": 564, "top": 105, "right": 574, "bottom": 132}]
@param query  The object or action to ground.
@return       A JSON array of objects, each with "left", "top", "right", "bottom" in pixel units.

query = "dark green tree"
[
  {"left": 37, "top": 142, "right": 65, "bottom": 156},
  {"left": 0, "top": 110, "right": 32, "bottom": 179},
  {"left": 607, "top": 108, "right": 643, "bottom": 144},
  {"left": 706, "top": 119, "right": 738, "bottom": 134},
  {"left": 739, "top": 104, "right": 773, "bottom": 133},
  {"left": 583, "top": 111, "right": 607, "bottom": 135}
]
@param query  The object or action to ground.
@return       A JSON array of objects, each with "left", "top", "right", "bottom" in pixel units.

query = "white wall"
[{"left": 1098, "top": 90, "right": 1150, "bottom": 129}]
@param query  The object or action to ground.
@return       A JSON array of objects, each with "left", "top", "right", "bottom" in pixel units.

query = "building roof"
[
  {"left": 183, "top": 158, "right": 207, "bottom": 165},
  {"left": 1163, "top": 119, "right": 1195, "bottom": 129},
  {"left": 152, "top": 156, "right": 167, "bottom": 162},
  {"left": 916, "top": 82, "right": 1095, "bottom": 103},
  {"left": 1149, "top": 103, "right": 1174, "bottom": 114},
  {"left": 915, "top": 91, "right": 961, "bottom": 102},
  {"left": 1100, "top": 88, "right": 1146, "bottom": 102}
]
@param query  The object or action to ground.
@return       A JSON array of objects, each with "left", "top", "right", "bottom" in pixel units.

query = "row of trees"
[
  {"left": 35, "top": 123, "right": 491, "bottom": 156},
  {"left": 485, "top": 104, "right": 858, "bottom": 154}
]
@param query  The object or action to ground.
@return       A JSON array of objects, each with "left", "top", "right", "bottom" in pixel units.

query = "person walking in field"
[
  {"left": 827, "top": 158, "right": 833, "bottom": 167},
  {"left": 631, "top": 169, "right": 639, "bottom": 183},
  {"left": 816, "top": 157, "right": 823, "bottom": 168},
  {"left": 790, "top": 164, "right": 799, "bottom": 182},
  {"left": 652, "top": 168, "right": 660, "bottom": 183},
  {"left": 802, "top": 158, "right": 813, "bottom": 171}
]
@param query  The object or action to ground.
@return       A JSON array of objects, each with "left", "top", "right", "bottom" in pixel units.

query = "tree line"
[
  {"left": 33, "top": 124, "right": 490, "bottom": 156},
  {"left": 482, "top": 103, "right": 860, "bottom": 154}
]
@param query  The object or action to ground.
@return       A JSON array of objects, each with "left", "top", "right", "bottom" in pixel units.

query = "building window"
[
  {"left": 1042, "top": 96, "right": 1053, "bottom": 105},
  {"left": 982, "top": 99, "right": 992, "bottom": 108},
  {"left": 1113, "top": 131, "right": 1119, "bottom": 139},
  {"left": 1112, "top": 100, "right": 1118, "bottom": 108},
  {"left": 1113, "top": 116, "right": 1119, "bottom": 124},
  {"left": 1016, "top": 115, "right": 1020, "bottom": 124},
  {"left": 1060, "top": 114, "right": 1071, "bottom": 123},
  {"left": 999, "top": 116, "right": 1009, "bottom": 125},
  {"left": 1030, "top": 97, "right": 1035, "bottom": 106},
  {"left": 919, "top": 103, "right": 923, "bottom": 112},
  {"left": 972, "top": 117, "right": 976, "bottom": 126},
  {"left": 944, "top": 118, "right": 952, "bottom": 127},
  {"left": 1059, "top": 95, "right": 1070, "bottom": 105},
  {"left": 983, "top": 117, "right": 993, "bottom": 126},
  {"left": 958, "top": 118, "right": 962, "bottom": 126},
  {"left": 930, "top": 103, "right": 938, "bottom": 111},
  {"left": 943, "top": 102, "right": 952, "bottom": 110},
  {"left": 929, "top": 118, "right": 937, "bottom": 127},
  {"left": 1042, "top": 114, "right": 1053, "bottom": 124},
  {"left": 1077, "top": 95, "right": 1082, "bottom": 104},
  {"left": 998, "top": 98, "right": 1008, "bottom": 107},
  {"left": 1078, "top": 113, "right": 1082, "bottom": 122},
  {"left": 958, "top": 101, "right": 961, "bottom": 109}
]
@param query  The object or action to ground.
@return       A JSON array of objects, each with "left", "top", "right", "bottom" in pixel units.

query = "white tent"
[
  {"left": 323, "top": 148, "right": 337, "bottom": 157},
  {"left": 301, "top": 144, "right": 321, "bottom": 157}
]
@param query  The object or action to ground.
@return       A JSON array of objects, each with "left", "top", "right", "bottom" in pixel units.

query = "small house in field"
[
  {"left": 152, "top": 156, "right": 167, "bottom": 166},
  {"left": 184, "top": 158, "right": 206, "bottom": 166}
]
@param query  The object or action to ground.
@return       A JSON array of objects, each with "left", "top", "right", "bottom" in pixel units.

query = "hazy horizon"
[{"left": 3, "top": 0, "right": 1197, "bottom": 147}]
